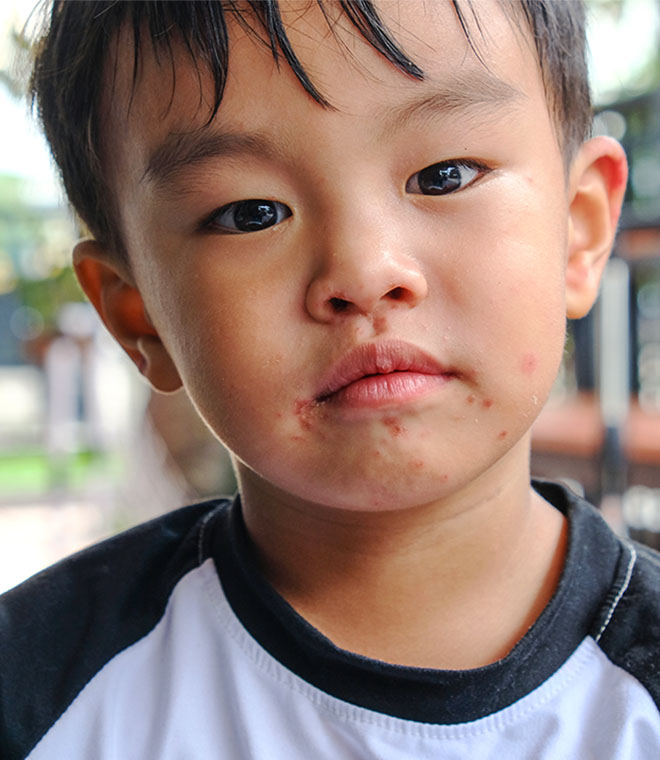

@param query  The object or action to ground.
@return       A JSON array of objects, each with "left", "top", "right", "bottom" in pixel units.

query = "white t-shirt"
[{"left": 2, "top": 481, "right": 660, "bottom": 759}]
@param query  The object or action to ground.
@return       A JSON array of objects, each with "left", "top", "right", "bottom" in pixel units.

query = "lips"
[{"left": 315, "top": 341, "right": 457, "bottom": 408}]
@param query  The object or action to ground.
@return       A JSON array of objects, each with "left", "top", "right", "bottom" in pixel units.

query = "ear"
[
  {"left": 565, "top": 136, "right": 628, "bottom": 319},
  {"left": 73, "top": 240, "right": 183, "bottom": 393}
]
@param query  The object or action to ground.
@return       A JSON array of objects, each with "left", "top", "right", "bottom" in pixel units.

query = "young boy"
[{"left": 1, "top": 0, "right": 655, "bottom": 757}]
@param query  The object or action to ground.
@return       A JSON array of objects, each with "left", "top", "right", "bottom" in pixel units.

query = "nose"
[{"left": 305, "top": 221, "right": 428, "bottom": 323}]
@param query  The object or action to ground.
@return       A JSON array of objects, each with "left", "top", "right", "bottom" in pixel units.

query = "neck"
[{"left": 238, "top": 453, "right": 567, "bottom": 670}]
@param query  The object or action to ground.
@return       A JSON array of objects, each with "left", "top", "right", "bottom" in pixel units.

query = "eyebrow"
[
  {"left": 142, "top": 130, "right": 286, "bottom": 189},
  {"left": 377, "top": 70, "right": 524, "bottom": 134},
  {"left": 143, "top": 69, "right": 522, "bottom": 190}
]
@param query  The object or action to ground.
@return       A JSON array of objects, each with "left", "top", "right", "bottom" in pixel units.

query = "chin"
[{"left": 304, "top": 468, "right": 455, "bottom": 513}]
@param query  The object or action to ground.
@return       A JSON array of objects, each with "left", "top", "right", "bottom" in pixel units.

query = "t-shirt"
[{"left": 1, "top": 481, "right": 660, "bottom": 759}]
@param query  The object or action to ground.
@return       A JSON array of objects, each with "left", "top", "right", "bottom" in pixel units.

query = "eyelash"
[{"left": 201, "top": 159, "right": 491, "bottom": 235}]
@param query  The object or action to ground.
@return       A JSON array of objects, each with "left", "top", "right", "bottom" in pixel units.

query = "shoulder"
[
  {"left": 0, "top": 497, "right": 231, "bottom": 760},
  {"left": 0, "top": 498, "right": 229, "bottom": 636},
  {"left": 595, "top": 536, "right": 660, "bottom": 706},
  {"left": 535, "top": 480, "right": 660, "bottom": 708}
]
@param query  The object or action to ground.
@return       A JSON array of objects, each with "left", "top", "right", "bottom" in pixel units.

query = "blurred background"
[{"left": 1, "top": 0, "right": 660, "bottom": 592}]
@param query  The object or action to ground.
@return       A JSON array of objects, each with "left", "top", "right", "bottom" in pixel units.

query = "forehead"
[{"left": 100, "top": 0, "right": 545, "bottom": 200}]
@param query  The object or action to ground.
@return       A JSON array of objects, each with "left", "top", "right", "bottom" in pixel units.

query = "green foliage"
[
  {"left": 14, "top": 266, "right": 83, "bottom": 329},
  {"left": 0, "top": 174, "right": 80, "bottom": 330}
]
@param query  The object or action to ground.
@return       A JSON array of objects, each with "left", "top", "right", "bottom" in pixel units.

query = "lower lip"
[{"left": 321, "top": 371, "right": 452, "bottom": 410}]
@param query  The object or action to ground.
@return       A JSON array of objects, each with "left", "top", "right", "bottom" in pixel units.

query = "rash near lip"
[
  {"left": 294, "top": 398, "right": 325, "bottom": 430},
  {"left": 383, "top": 416, "right": 406, "bottom": 436}
]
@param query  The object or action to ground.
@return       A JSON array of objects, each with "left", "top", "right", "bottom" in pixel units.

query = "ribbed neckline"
[{"left": 209, "top": 481, "right": 623, "bottom": 723}]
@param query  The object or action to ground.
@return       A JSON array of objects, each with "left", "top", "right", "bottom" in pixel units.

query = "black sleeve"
[{"left": 0, "top": 500, "right": 223, "bottom": 760}]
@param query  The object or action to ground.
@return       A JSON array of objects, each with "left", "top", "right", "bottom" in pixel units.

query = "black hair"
[{"left": 30, "top": 0, "right": 590, "bottom": 261}]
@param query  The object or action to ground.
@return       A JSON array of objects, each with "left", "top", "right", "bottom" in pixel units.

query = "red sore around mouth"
[{"left": 316, "top": 341, "right": 457, "bottom": 409}]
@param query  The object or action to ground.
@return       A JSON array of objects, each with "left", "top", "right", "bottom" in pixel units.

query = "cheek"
[
  {"left": 456, "top": 231, "right": 568, "bottom": 406},
  {"left": 489, "top": 281, "right": 566, "bottom": 385},
  {"left": 520, "top": 352, "right": 538, "bottom": 375}
]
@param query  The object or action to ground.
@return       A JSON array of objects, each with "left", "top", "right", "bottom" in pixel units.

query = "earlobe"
[
  {"left": 565, "top": 136, "right": 628, "bottom": 319},
  {"left": 73, "top": 240, "right": 183, "bottom": 393}
]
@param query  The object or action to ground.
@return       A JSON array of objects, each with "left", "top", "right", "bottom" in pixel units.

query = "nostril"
[
  {"left": 329, "top": 297, "right": 351, "bottom": 312},
  {"left": 387, "top": 287, "right": 405, "bottom": 301}
]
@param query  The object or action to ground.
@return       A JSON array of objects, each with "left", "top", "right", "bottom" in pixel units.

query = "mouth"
[{"left": 315, "top": 341, "right": 458, "bottom": 410}]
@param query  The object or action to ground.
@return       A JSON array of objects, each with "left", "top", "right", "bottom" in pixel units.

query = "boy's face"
[{"left": 88, "top": 0, "right": 619, "bottom": 512}]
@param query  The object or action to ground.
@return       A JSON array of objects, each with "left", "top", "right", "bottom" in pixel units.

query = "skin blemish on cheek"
[
  {"left": 498, "top": 430, "right": 508, "bottom": 440},
  {"left": 466, "top": 394, "right": 475, "bottom": 405},
  {"left": 383, "top": 416, "right": 406, "bottom": 437},
  {"left": 482, "top": 399, "right": 493, "bottom": 409},
  {"left": 409, "top": 459, "right": 424, "bottom": 470},
  {"left": 521, "top": 352, "right": 538, "bottom": 375}
]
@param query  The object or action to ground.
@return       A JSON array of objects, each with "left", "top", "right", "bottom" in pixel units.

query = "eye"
[
  {"left": 406, "top": 160, "right": 488, "bottom": 196},
  {"left": 206, "top": 199, "right": 292, "bottom": 233}
]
